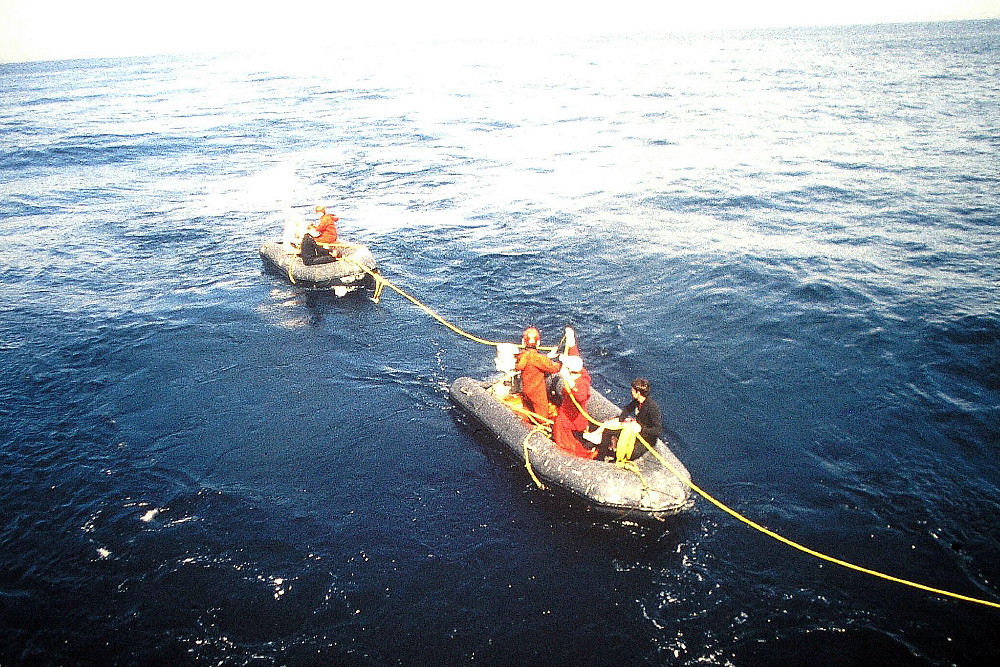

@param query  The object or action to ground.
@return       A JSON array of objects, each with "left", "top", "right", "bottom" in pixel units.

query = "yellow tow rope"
[
  {"left": 344, "top": 256, "right": 1000, "bottom": 610},
  {"left": 565, "top": 388, "right": 1000, "bottom": 609},
  {"left": 342, "top": 256, "right": 559, "bottom": 351},
  {"left": 343, "top": 257, "right": 503, "bottom": 345},
  {"left": 641, "top": 429, "right": 1000, "bottom": 608}
]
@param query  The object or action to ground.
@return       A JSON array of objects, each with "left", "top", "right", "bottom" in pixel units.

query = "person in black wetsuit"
[{"left": 584, "top": 377, "right": 662, "bottom": 462}]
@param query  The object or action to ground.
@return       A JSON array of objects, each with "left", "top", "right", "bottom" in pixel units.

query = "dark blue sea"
[{"left": 2, "top": 19, "right": 999, "bottom": 666}]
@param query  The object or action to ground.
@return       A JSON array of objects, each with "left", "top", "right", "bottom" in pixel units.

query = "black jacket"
[{"left": 619, "top": 396, "right": 662, "bottom": 445}]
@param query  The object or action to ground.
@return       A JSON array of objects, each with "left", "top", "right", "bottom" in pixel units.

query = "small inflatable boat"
[
  {"left": 450, "top": 358, "right": 692, "bottom": 519},
  {"left": 259, "top": 239, "right": 379, "bottom": 296}
]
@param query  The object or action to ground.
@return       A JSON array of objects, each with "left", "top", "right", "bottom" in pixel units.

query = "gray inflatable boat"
[
  {"left": 450, "top": 374, "right": 693, "bottom": 519},
  {"left": 259, "top": 239, "right": 378, "bottom": 295}
]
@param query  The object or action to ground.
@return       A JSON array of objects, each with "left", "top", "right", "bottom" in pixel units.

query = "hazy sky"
[{"left": 2, "top": 0, "right": 999, "bottom": 63}]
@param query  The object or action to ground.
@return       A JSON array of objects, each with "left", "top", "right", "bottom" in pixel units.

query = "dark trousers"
[
  {"left": 301, "top": 235, "right": 335, "bottom": 266},
  {"left": 594, "top": 429, "right": 646, "bottom": 461}
]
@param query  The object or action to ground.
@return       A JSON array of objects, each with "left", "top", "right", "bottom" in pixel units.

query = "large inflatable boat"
[
  {"left": 259, "top": 239, "right": 379, "bottom": 296},
  {"left": 450, "top": 357, "right": 692, "bottom": 519}
]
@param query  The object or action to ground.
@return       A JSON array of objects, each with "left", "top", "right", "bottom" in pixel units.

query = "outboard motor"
[
  {"left": 492, "top": 343, "right": 521, "bottom": 397},
  {"left": 282, "top": 213, "right": 308, "bottom": 253}
]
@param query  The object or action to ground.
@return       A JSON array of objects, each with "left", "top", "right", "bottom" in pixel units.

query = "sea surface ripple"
[{"left": 1, "top": 20, "right": 999, "bottom": 666}]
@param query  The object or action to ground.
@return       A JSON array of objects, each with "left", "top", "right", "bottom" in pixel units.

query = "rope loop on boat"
[
  {"left": 522, "top": 429, "right": 547, "bottom": 490},
  {"left": 615, "top": 459, "right": 649, "bottom": 490},
  {"left": 371, "top": 267, "right": 385, "bottom": 303}
]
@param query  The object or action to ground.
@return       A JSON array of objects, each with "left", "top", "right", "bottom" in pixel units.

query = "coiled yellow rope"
[{"left": 344, "top": 256, "right": 1000, "bottom": 609}]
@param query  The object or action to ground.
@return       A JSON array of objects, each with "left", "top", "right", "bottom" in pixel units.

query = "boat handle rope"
[
  {"left": 522, "top": 429, "right": 547, "bottom": 490},
  {"left": 343, "top": 256, "right": 1000, "bottom": 610},
  {"left": 618, "top": 459, "right": 649, "bottom": 490}
]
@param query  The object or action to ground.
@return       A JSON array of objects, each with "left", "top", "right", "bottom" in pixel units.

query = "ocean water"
[{"left": 1, "top": 19, "right": 999, "bottom": 665}]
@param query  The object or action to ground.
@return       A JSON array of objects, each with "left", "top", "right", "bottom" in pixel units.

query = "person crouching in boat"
[
  {"left": 584, "top": 378, "right": 662, "bottom": 463},
  {"left": 552, "top": 329, "right": 599, "bottom": 460},
  {"left": 300, "top": 205, "right": 342, "bottom": 265},
  {"left": 515, "top": 326, "right": 562, "bottom": 420},
  {"left": 300, "top": 224, "right": 336, "bottom": 265}
]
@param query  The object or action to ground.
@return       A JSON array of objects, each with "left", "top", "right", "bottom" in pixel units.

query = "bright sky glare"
[{"left": 2, "top": 0, "right": 999, "bottom": 63}]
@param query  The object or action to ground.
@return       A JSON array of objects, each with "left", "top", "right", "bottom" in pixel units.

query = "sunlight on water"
[{"left": 1, "top": 19, "right": 999, "bottom": 667}]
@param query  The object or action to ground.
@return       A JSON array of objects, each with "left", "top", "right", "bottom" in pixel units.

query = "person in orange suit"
[
  {"left": 313, "top": 205, "right": 340, "bottom": 246},
  {"left": 515, "top": 326, "right": 561, "bottom": 420},
  {"left": 551, "top": 328, "right": 597, "bottom": 459}
]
